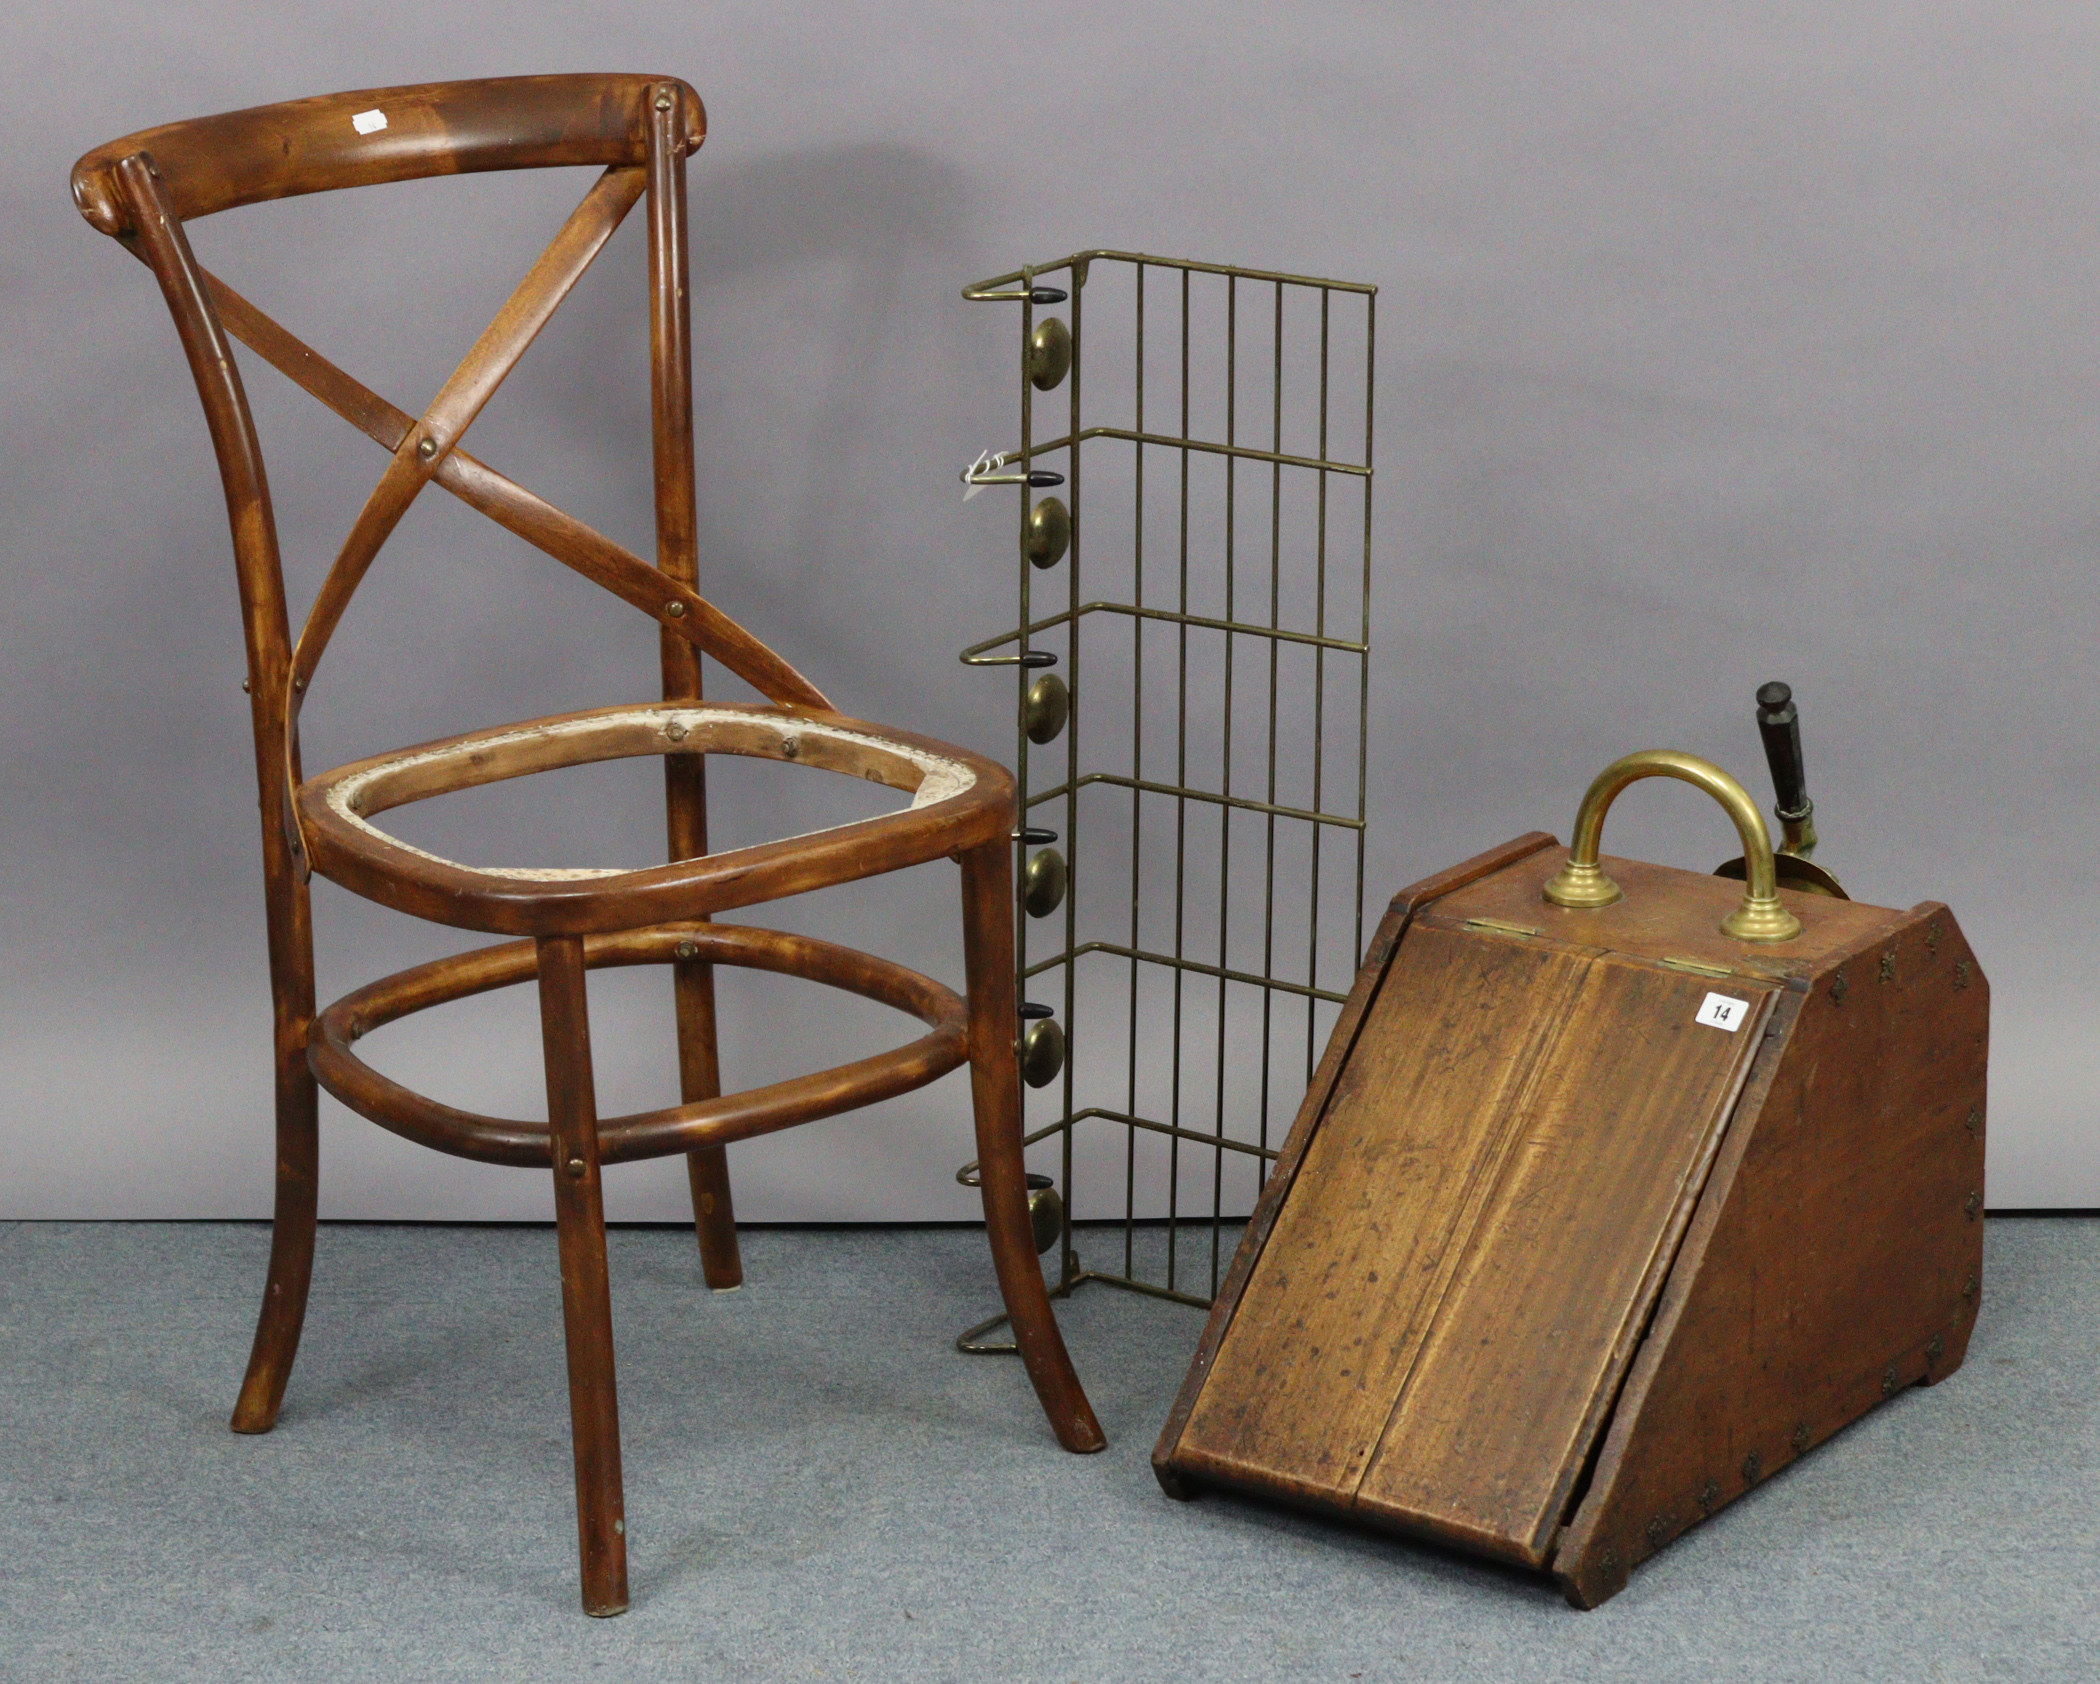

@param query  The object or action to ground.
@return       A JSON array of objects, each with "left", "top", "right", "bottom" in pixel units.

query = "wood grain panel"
[
  {"left": 1152, "top": 834, "right": 1561, "bottom": 1498},
  {"left": 1354, "top": 954, "right": 1774, "bottom": 1565},
  {"left": 1554, "top": 904, "right": 1988, "bottom": 1605},
  {"left": 1175, "top": 924, "right": 1593, "bottom": 1503}
]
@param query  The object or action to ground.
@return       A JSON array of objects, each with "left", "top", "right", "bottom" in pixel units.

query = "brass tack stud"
[
  {"left": 665, "top": 600, "right": 687, "bottom": 618},
  {"left": 1024, "top": 496, "right": 1071, "bottom": 569},
  {"left": 1927, "top": 1333, "right": 1945, "bottom": 1363},
  {"left": 1881, "top": 1365, "right": 1897, "bottom": 1396},
  {"left": 674, "top": 941, "right": 698, "bottom": 961},
  {"left": 1028, "top": 317, "right": 1072, "bottom": 391},
  {"left": 1879, "top": 949, "right": 1896, "bottom": 983},
  {"left": 1741, "top": 1450, "right": 1762, "bottom": 1484},
  {"left": 1023, "top": 847, "right": 1068, "bottom": 918},
  {"left": 566, "top": 1157, "right": 586, "bottom": 1179},
  {"left": 654, "top": 93, "right": 673, "bottom": 110},
  {"left": 1697, "top": 1480, "right": 1718, "bottom": 1515},
  {"left": 614, "top": 1518, "right": 625, "bottom": 1535},
  {"left": 1829, "top": 970, "right": 1849, "bottom": 1004},
  {"left": 417, "top": 437, "right": 438, "bottom": 461},
  {"left": 1954, "top": 959, "right": 1973, "bottom": 990},
  {"left": 240, "top": 676, "right": 251, "bottom": 693},
  {"left": 1020, "top": 1016, "right": 1065, "bottom": 1087},
  {"left": 1964, "top": 1189, "right": 1982, "bottom": 1221},
  {"left": 1966, "top": 1106, "right": 1981, "bottom": 1137},
  {"left": 291, "top": 677, "right": 305, "bottom": 693},
  {"left": 1963, "top": 1272, "right": 1978, "bottom": 1300},
  {"left": 1023, "top": 672, "right": 1070, "bottom": 744},
  {"left": 1791, "top": 1422, "right": 1810, "bottom": 1453}
]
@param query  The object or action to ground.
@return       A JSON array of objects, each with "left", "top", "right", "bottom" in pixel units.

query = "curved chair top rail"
[{"left": 71, "top": 73, "right": 705, "bottom": 236}]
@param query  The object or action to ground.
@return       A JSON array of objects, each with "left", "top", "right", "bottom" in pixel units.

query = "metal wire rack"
[{"left": 955, "top": 250, "right": 1375, "bottom": 1347}]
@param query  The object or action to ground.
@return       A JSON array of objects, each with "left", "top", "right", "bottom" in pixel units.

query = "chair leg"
[
  {"left": 230, "top": 1030, "right": 319, "bottom": 1433},
  {"left": 685, "top": 1146, "right": 742, "bottom": 1286},
  {"left": 674, "top": 949, "right": 743, "bottom": 1288},
  {"left": 232, "top": 858, "right": 320, "bottom": 1436},
  {"left": 537, "top": 935, "right": 629, "bottom": 1617},
  {"left": 958, "top": 838, "right": 1106, "bottom": 1454}
]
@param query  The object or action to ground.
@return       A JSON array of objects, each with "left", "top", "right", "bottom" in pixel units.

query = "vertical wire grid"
[
  {"left": 960, "top": 251, "right": 1373, "bottom": 1317},
  {"left": 1357, "top": 292, "right": 1375, "bottom": 965},
  {"left": 1057, "top": 265, "right": 1083, "bottom": 1286},
  {"left": 1259, "top": 281, "right": 1283, "bottom": 1175},
  {"left": 1122, "top": 263, "right": 1146, "bottom": 1283},
  {"left": 1168, "top": 266, "right": 1192, "bottom": 1296},
  {"left": 1012, "top": 270, "right": 1035, "bottom": 1088},
  {"left": 1207, "top": 276, "right": 1240, "bottom": 1294},
  {"left": 1308, "top": 288, "right": 1330, "bottom": 1097}
]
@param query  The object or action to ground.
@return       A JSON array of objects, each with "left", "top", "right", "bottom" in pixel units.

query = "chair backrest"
[
  {"left": 71, "top": 75, "right": 701, "bottom": 233},
  {"left": 72, "top": 75, "right": 830, "bottom": 888}
]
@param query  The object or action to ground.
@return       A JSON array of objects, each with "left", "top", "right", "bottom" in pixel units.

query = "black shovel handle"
[{"left": 1754, "top": 681, "right": 1810, "bottom": 821}]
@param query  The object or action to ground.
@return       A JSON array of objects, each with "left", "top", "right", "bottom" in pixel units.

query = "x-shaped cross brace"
[{"left": 184, "top": 165, "right": 830, "bottom": 718}]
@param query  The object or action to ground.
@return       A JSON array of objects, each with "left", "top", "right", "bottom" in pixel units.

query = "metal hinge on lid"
[{"left": 1658, "top": 956, "right": 1737, "bottom": 979}]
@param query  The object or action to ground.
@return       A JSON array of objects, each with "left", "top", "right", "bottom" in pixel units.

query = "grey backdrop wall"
[{"left": 7, "top": 3, "right": 2096, "bottom": 1220}]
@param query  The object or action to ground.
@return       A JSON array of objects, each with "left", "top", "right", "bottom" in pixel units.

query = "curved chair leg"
[
  {"left": 674, "top": 948, "right": 743, "bottom": 1288},
  {"left": 538, "top": 936, "right": 630, "bottom": 1617},
  {"left": 230, "top": 1033, "right": 319, "bottom": 1433},
  {"left": 232, "top": 865, "right": 320, "bottom": 1436},
  {"left": 958, "top": 838, "right": 1106, "bottom": 1453}
]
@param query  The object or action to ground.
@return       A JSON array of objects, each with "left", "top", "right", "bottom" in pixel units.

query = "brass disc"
[
  {"left": 1029, "top": 317, "right": 1071, "bottom": 390},
  {"left": 1025, "top": 496, "right": 1070, "bottom": 569},
  {"left": 1022, "top": 1018, "right": 1066, "bottom": 1088},
  {"left": 1023, "top": 847, "right": 1068, "bottom": 918},
  {"left": 1027, "top": 1181, "right": 1066, "bottom": 1255},
  {"left": 1023, "top": 672, "right": 1070, "bottom": 743}
]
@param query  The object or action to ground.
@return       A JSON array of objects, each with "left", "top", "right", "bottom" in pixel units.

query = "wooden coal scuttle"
[{"left": 1153, "top": 687, "right": 1987, "bottom": 1607}]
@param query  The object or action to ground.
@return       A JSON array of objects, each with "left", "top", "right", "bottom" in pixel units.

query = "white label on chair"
[
  {"left": 352, "top": 109, "right": 389, "bottom": 135},
  {"left": 1695, "top": 992, "right": 1751, "bottom": 1032}
]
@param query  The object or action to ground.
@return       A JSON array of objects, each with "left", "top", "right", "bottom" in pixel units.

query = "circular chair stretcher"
[{"left": 310, "top": 920, "right": 972, "bottom": 1169}]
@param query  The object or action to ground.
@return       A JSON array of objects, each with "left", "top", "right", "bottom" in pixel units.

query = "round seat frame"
[
  {"left": 297, "top": 699, "right": 1014, "bottom": 935},
  {"left": 310, "top": 920, "right": 969, "bottom": 1169}
]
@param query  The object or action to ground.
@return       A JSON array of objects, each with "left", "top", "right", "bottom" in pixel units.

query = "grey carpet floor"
[{"left": 0, "top": 1218, "right": 2093, "bottom": 1683}]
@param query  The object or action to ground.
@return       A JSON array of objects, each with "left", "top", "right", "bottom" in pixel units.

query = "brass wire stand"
[{"left": 954, "top": 251, "right": 1375, "bottom": 1351}]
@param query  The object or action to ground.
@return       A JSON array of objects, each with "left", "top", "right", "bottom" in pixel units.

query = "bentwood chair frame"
[{"left": 71, "top": 73, "right": 1102, "bottom": 1616}]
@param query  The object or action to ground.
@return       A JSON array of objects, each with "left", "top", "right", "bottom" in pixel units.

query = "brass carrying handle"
[{"left": 1541, "top": 749, "right": 1803, "bottom": 943}]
